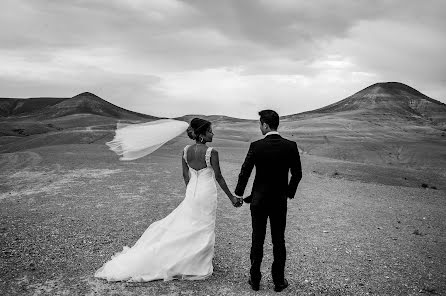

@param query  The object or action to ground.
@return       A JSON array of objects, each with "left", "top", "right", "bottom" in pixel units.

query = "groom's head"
[{"left": 258, "top": 109, "right": 279, "bottom": 135}]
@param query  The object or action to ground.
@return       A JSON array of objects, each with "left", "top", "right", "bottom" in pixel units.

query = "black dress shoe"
[
  {"left": 248, "top": 278, "right": 260, "bottom": 291},
  {"left": 274, "top": 279, "right": 289, "bottom": 292}
]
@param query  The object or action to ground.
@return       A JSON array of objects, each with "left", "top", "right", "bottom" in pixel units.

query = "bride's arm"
[
  {"left": 182, "top": 154, "right": 190, "bottom": 186},
  {"left": 210, "top": 149, "right": 237, "bottom": 204}
]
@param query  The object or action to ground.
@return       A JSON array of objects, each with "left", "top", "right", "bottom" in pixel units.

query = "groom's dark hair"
[{"left": 259, "top": 110, "right": 279, "bottom": 130}]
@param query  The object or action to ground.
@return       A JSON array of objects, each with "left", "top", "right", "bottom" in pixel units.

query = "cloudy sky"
[{"left": 1, "top": 0, "right": 445, "bottom": 119}]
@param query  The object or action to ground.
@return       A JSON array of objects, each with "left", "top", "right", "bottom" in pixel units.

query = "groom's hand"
[{"left": 233, "top": 196, "right": 243, "bottom": 207}]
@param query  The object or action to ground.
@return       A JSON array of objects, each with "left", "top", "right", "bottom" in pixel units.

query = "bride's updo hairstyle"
[{"left": 187, "top": 118, "right": 211, "bottom": 141}]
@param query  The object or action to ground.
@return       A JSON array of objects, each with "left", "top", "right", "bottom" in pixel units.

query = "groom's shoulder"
[
  {"left": 279, "top": 136, "right": 298, "bottom": 148},
  {"left": 251, "top": 138, "right": 265, "bottom": 147},
  {"left": 282, "top": 137, "right": 296, "bottom": 144}
]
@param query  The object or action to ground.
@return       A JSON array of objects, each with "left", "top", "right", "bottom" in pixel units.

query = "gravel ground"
[{"left": 1, "top": 143, "right": 445, "bottom": 295}]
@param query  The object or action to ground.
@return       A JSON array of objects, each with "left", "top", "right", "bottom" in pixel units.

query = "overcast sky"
[{"left": 1, "top": 0, "right": 445, "bottom": 119}]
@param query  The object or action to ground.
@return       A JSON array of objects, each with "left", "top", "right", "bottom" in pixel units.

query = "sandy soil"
[{"left": 1, "top": 140, "right": 445, "bottom": 295}]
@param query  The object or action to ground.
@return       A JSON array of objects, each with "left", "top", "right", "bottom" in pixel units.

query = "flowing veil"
[{"left": 106, "top": 119, "right": 188, "bottom": 160}]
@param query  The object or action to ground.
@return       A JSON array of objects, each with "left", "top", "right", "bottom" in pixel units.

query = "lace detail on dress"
[
  {"left": 205, "top": 147, "right": 213, "bottom": 168},
  {"left": 183, "top": 145, "right": 191, "bottom": 164}
]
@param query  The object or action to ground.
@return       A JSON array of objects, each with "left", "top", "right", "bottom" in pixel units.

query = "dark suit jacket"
[{"left": 235, "top": 134, "right": 302, "bottom": 207}]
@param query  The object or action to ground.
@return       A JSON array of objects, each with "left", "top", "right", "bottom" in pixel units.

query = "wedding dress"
[{"left": 95, "top": 145, "right": 217, "bottom": 281}]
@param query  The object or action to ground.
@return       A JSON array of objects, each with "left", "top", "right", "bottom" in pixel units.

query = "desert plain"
[{"left": 1, "top": 82, "right": 446, "bottom": 295}]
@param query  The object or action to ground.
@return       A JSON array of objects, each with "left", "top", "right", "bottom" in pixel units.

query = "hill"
[
  {"left": 0, "top": 92, "right": 159, "bottom": 120},
  {"left": 285, "top": 82, "right": 446, "bottom": 125}
]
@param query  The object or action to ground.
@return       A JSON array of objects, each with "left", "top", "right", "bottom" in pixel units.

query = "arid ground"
[{"left": 1, "top": 131, "right": 445, "bottom": 295}]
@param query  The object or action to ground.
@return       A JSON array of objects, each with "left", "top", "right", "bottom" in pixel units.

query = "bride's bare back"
[{"left": 186, "top": 144, "right": 210, "bottom": 171}]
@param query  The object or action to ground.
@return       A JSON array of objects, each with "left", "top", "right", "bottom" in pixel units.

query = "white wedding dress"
[{"left": 95, "top": 145, "right": 217, "bottom": 282}]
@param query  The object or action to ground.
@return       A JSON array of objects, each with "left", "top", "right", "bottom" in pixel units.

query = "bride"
[{"left": 95, "top": 118, "right": 243, "bottom": 282}]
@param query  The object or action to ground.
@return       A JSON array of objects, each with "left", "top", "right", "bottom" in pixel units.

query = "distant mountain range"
[{"left": 1, "top": 82, "right": 445, "bottom": 125}]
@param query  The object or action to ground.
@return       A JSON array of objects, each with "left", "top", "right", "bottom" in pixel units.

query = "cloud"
[
  {"left": 0, "top": 0, "right": 445, "bottom": 118},
  {"left": 325, "top": 18, "right": 446, "bottom": 99}
]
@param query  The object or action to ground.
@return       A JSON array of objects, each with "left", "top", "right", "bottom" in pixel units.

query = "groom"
[{"left": 235, "top": 110, "right": 302, "bottom": 292}]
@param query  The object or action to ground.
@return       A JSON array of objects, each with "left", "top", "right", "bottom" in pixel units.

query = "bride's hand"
[{"left": 231, "top": 196, "right": 243, "bottom": 207}]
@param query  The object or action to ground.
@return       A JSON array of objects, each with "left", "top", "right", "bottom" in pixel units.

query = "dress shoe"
[
  {"left": 248, "top": 278, "right": 260, "bottom": 291},
  {"left": 274, "top": 278, "right": 289, "bottom": 292}
]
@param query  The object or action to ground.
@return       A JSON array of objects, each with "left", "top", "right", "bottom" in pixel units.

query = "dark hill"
[
  {"left": 289, "top": 82, "right": 446, "bottom": 124},
  {"left": 0, "top": 92, "right": 158, "bottom": 120}
]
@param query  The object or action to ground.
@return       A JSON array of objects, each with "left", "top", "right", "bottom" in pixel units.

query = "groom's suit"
[{"left": 235, "top": 132, "right": 302, "bottom": 285}]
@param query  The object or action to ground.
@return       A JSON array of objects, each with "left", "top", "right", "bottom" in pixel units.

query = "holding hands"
[{"left": 230, "top": 195, "right": 243, "bottom": 208}]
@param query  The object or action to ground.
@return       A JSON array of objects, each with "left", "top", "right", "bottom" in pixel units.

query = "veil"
[{"left": 106, "top": 119, "right": 188, "bottom": 160}]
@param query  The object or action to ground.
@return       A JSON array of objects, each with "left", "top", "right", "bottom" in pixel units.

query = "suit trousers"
[{"left": 250, "top": 201, "right": 287, "bottom": 285}]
